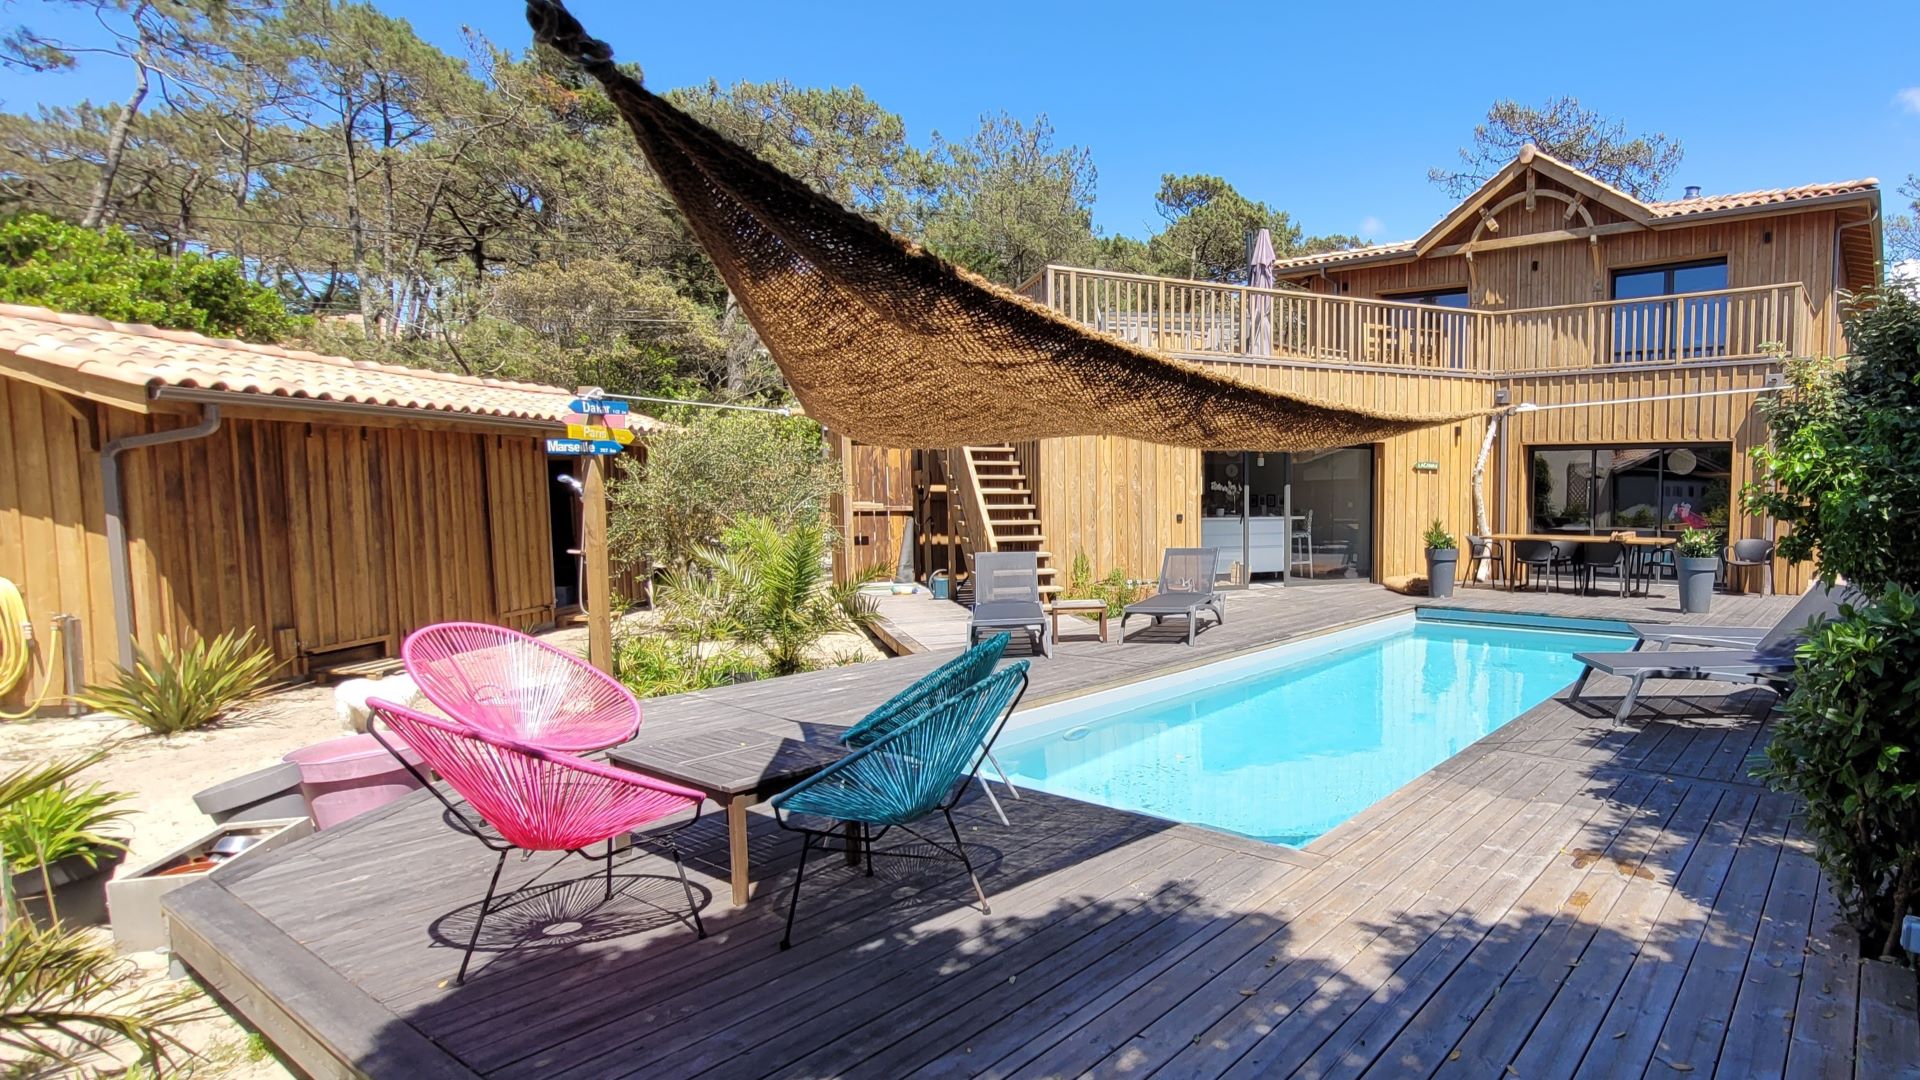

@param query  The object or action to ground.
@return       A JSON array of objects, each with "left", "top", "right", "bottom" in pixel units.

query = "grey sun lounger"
[
  {"left": 1121, "top": 548, "right": 1225, "bottom": 646},
  {"left": 1571, "top": 582, "right": 1857, "bottom": 723},
  {"left": 1627, "top": 582, "right": 1853, "bottom": 650},
  {"left": 969, "top": 552, "right": 1051, "bottom": 658}
]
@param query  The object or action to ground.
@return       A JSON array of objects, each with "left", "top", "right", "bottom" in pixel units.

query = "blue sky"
[{"left": 6, "top": 0, "right": 1917, "bottom": 243}]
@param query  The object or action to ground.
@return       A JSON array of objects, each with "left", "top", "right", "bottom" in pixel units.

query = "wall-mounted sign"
[
  {"left": 546, "top": 438, "right": 624, "bottom": 456},
  {"left": 1412, "top": 461, "right": 1441, "bottom": 473},
  {"left": 569, "top": 398, "right": 630, "bottom": 415}
]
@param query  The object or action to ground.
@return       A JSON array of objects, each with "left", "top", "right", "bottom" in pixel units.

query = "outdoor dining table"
[
  {"left": 606, "top": 725, "right": 848, "bottom": 908},
  {"left": 1487, "top": 532, "right": 1677, "bottom": 596}
]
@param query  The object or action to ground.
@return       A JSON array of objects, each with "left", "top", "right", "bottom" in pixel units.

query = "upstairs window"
[{"left": 1610, "top": 258, "right": 1729, "bottom": 362}]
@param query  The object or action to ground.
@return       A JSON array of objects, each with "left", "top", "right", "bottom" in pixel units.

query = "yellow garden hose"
[{"left": 0, "top": 578, "right": 65, "bottom": 719}]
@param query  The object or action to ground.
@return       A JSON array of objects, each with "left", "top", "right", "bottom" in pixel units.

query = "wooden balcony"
[{"left": 1022, "top": 266, "right": 1814, "bottom": 375}]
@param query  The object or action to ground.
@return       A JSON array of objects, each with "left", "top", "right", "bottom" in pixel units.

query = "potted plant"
[
  {"left": 1674, "top": 527, "right": 1721, "bottom": 614},
  {"left": 0, "top": 782, "right": 132, "bottom": 930},
  {"left": 1422, "top": 519, "right": 1460, "bottom": 599}
]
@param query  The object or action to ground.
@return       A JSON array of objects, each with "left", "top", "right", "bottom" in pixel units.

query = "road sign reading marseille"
[
  {"left": 570, "top": 398, "right": 630, "bottom": 415},
  {"left": 545, "top": 438, "right": 624, "bottom": 456}
]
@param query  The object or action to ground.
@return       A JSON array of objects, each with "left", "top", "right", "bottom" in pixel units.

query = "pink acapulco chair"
[
  {"left": 403, "top": 622, "right": 640, "bottom": 753},
  {"left": 367, "top": 699, "right": 707, "bottom": 984}
]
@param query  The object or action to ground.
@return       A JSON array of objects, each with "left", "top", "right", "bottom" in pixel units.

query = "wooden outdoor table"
[
  {"left": 1047, "top": 599, "right": 1110, "bottom": 642},
  {"left": 1487, "top": 532, "right": 1676, "bottom": 596},
  {"left": 606, "top": 725, "right": 846, "bottom": 908},
  {"left": 1487, "top": 532, "right": 1677, "bottom": 547}
]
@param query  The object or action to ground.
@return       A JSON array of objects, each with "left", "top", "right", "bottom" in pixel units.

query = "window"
[
  {"left": 1610, "top": 258, "right": 1729, "bottom": 362},
  {"left": 1382, "top": 287, "right": 1472, "bottom": 368},
  {"left": 1527, "top": 445, "right": 1732, "bottom": 536}
]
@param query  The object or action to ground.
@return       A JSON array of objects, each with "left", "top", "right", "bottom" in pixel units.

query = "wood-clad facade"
[
  {"left": 875, "top": 153, "right": 1880, "bottom": 595},
  {"left": 1, "top": 345, "right": 593, "bottom": 715}
]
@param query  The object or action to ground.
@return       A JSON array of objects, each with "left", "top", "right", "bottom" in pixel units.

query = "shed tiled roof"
[{"left": 0, "top": 303, "right": 661, "bottom": 429}]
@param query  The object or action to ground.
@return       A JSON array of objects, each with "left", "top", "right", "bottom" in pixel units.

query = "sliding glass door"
[{"left": 1201, "top": 448, "right": 1373, "bottom": 582}]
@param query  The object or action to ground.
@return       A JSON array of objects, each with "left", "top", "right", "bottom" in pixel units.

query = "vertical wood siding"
[{"left": 0, "top": 379, "right": 558, "bottom": 711}]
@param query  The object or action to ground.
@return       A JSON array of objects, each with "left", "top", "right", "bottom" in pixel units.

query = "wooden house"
[
  {"left": 874, "top": 148, "right": 1881, "bottom": 597},
  {"left": 0, "top": 304, "right": 656, "bottom": 714}
]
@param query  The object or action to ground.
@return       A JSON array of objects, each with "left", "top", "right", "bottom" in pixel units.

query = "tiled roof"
[
  {"left": 1275, "top": 176, "right": 1879, "bottom": 274},
  {"left": 0, "top": 303, "right": 661, "bottom": 429},
  {"left": 1271, "top": 242, "right": 1415, "bottom": 270},
  {"left": 1646, "top": 179, "right": 1879, "bottom": 217}
]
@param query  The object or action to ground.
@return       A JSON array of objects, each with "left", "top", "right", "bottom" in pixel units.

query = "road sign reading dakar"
[
  {"left": 569, "top": 398, "right": 630, "bottom": 415},
  {"left": 545, "top": 438, "right": 623, "bottom": 456}
]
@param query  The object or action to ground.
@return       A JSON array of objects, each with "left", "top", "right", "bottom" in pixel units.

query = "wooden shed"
[{"left": 0, "top": 303, "right": 657, "bottom": 714}]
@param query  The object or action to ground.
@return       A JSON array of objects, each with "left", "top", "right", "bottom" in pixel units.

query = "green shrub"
[
  {"left": 0, "top": 213, "right": 300, "bottom": 342},
  {"left": 1064, "top": 552, "right": 1145, "bottom": 618},
  {"left": 612, "top": 635, "right": 763, "bottom": 699},
  {"left": 76, "top": 630, "right": 276, "bottom": 735},
  {"left": 1420, "top": 519, "right": 1456, "bottom": 550},
  {"left": 1757, "top": 586, "right": 1920, "bottom": 957},
  {"left": 607, "top": 411, "right": 840, "bottom": 575},
  {"left": 1747, "top": 287, "right": 1920, "bottom": 594}
]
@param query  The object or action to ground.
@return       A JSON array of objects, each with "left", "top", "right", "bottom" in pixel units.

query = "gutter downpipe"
[{"left": 102, "top": 404, "right": 222, "bottom": 670}]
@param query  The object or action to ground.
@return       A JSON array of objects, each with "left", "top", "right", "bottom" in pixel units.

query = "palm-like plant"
[
  {"left": 0, "top": 783, "right": 132, "bottom": 928},
  {"left": 699, "top": 518, "right": 881, "bottom": 676},
  {"left": 0, "top": 753, "right": 209, "bottom": 1072},
  {"left": 76, "top": 630, "right": 276, "bottom": 735}
]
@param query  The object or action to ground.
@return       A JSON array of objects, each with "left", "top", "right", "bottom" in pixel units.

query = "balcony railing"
[{"left": 1025, "top": 266, "right": 1814, "bottom": 375}]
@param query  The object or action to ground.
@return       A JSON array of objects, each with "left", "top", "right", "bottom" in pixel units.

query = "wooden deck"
[{"left": 165, "top": 583, "right": 1920, "bottom": 1079}]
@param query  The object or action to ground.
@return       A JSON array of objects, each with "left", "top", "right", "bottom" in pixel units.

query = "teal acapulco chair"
[
  {"left": 773, "top": 661, "right": 1031, "bottom": 949},
  {"left": 838, "top": 632, "right": 1018, "bottom": 824}
]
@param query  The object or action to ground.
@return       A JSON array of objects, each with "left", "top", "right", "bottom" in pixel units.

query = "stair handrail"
[{"left": 951, "top": 446, "right": 1001, "bottom": 566}]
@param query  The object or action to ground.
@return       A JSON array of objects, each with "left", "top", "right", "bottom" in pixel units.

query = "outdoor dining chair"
[
  {"left": 1724, "top": 538, "right": 1776, "bottom": 595},
  {"left": 1508, "top": 540, "right": 1562, "bottom": 592},
  {"left": 1580, "top": 541, "right": 1630, "bottom": 597},
  {"left": 1464, "top": 535, "right": 1505, "bottom": 588},
  {"left": 839, "top": 632, "right": 1019, "bottom": 825},
  {"left": 367, "top": 699, "right": 707, "bottom": 984},
  {"left": 772, "top": 661, "right": 1030, "bottom": 949},
  {"left": 403, "top": 622, "right": 641, "bottom": 753}
]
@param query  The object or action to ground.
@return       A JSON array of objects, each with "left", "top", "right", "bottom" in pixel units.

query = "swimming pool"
[{"left": 995, "top": 612, "right": 1634, "bottom": 847}]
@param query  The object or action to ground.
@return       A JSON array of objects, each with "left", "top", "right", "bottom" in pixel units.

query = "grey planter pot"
[
  {"left": 1677, "top": 555, "right": 1718, "bottom": 614},
  {"left": 11, "top": 846, "right": 125, "bottom": 931},
  {"left": 1426, "top": 547, "right": 1460, "bottom": 599}
]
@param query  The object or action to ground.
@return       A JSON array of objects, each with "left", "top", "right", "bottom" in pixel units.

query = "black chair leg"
[
  {"left": 458, "top": 849, "right": 510, "bottom": 985},
  {"left": 669, "top": 845, "right": 706, "bottom": 939},
  {"left": 604, "top": 837, "right": 615, "bottom": 901},
  {"left": 943, "top": 808, "right": 990, "bottom": 915},
  {"left": 780, "top": 832, "right": 815, "bottom": 950},
  {"left": 863, "top": 823, "right": 874, "bottom": 877}
]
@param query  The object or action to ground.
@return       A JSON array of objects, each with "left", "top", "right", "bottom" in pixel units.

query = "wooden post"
[{"left": 582, "top": 452, "right": 613, "bottom": 674}]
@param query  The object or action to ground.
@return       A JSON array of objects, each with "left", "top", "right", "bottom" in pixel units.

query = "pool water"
[{"left": 996, "top": 616, "right": 1633, "bottom": 847}]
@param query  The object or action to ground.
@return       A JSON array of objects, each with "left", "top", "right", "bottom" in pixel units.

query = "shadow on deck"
[{"left": 163, "top": 587, "right": 1917, "bottom": 1079}]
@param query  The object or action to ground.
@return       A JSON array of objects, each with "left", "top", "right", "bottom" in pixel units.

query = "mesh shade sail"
[{"left": 526, "top": 1, "right": 1492, "bottom": 450}]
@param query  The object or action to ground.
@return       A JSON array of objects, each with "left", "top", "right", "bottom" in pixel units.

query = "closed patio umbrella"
[{"left": 1247, "top": 228, "right": 1276, "bottom": 357}]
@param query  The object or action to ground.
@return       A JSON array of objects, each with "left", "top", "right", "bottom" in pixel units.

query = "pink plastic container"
[{"left": 283, "top": 734, "right": 425, "bottom": 830}]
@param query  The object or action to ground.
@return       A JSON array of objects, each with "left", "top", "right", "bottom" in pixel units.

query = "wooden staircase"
[
  {"left": 956, "top": 445, "right": 1060, "bottom": 599},
  {"left": 914, "top": 445, "right": 1059, "bottom": 600}
]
